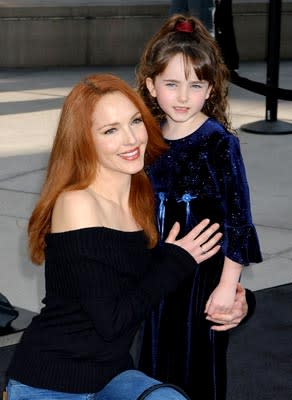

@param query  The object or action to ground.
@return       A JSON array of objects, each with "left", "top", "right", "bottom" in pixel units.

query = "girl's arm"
[
  {"left": 205, "top": 132, "right": 262, "bottom": 316},
  {"left": 205, "top": 256, "right": 243, "bottom": 314},
  {"left": 214, "top": 133, "right": 262, "bottom": 266},
  {"left": 220, "top": 257, "right": 243, "bottom": 288},
  {"left": 206, "top": 283, "right": 255, "bottom": 331}
]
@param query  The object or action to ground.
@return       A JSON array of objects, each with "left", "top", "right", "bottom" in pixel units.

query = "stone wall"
[{"left": 0, "top": 1, "right": 291, "bottom": 67}]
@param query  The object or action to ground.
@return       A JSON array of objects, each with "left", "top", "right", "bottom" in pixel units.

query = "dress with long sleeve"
[{"left": 139, "top": 118, "right": 262, "bottom": 400}]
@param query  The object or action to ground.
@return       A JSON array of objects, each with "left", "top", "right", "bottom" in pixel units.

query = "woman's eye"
[
  {"left": 104, "top": 128, "right": 116, "bottom": 135},
  {"left": 132, "top": 117, "right": 143, "bottom": 125},
  {"left": 166, "top": 82, "right": 176, "bottom": 88}
]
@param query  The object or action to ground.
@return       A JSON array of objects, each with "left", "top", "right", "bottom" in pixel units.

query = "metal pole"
[
  {"left": 265, "top": 0, "right": 281, "bottom": 121},
  {"left": 241, "top": 0, "right": 292, "bottom": 134}
]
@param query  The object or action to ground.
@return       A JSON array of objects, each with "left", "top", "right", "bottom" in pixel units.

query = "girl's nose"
[{"left": 177, "top": 86, "right": 188, "bottom": 103}]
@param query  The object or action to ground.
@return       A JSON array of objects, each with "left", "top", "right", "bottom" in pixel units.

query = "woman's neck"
[
  {"left": 87, "top": 182, "right": 139, "bottom": 231},
  {"left": 89, "top": 181, "right": 130, "bottom": 209}
]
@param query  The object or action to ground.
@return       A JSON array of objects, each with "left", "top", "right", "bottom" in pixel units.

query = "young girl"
[{"left": 136, "top": 15, "right": 262, "bottom": 400}]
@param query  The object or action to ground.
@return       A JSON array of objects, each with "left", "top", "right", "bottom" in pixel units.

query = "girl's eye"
[
  {"left": 132, "top": 117, "right": 143, "bottom": 125},
  {"left": 165, "top": 82, "right": 176, "bottom": 88},
  {"left": 191, "top": 84, "right": 203, "bottom": 89}
]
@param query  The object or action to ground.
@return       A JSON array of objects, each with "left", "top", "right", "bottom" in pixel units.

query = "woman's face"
[{"left": 91, "top": 91, "right": 148, "bottom": 179}]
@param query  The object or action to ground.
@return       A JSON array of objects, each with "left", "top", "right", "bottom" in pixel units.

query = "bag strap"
[{"left": 136, "top": 383, "right": 192, "bottom": 400}]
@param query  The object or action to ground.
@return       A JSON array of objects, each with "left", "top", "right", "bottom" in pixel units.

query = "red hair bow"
[{"left": 175, "top": 21, "right": 193, "bottom": 33}]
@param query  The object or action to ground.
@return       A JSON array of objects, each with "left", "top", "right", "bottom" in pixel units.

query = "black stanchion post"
[
  {"left": 265, "top": 0, "right": 281, "bottom": 122},
  {"left": 241, "top": 0, "right": 292, "bottom": 134}
]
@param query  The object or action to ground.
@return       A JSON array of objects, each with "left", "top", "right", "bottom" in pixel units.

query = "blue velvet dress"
[{"left": 139, "top": 118, "right": 262, "bottom": 400}]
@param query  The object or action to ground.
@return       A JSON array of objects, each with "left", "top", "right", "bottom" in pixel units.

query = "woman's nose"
[{"left": 124, "top": 127, "right": 137, "bottom": 144}]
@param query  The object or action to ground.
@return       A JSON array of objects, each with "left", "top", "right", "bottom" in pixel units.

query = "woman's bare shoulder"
[{"left": 51, "top": 189, "right": 101, "bottom": 233}]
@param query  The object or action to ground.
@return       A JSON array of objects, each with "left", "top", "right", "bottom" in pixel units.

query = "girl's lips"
[
  {"left": 119, "top": 147, "right": 140, "bottom": 160},
  {"left": 173, "top": 106, "right": 189, "bottom": 112}
]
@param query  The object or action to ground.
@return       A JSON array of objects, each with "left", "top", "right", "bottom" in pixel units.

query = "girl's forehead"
[{"left": 160, "top": 54, "right": 200, "bottom": 79}]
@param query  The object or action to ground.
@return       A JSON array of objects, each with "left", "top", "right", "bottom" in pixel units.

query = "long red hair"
[{"left": 29, "top": 74, "right": 167, "bottom": 265}]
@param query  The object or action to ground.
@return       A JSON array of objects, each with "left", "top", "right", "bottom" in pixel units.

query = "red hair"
[{"left": 29, "top": 74, "right": 167, "bottom": 265}]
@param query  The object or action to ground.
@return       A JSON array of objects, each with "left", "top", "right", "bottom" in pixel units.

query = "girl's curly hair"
[{"left": 136, "top": 14, "right": 233, "bottom": 131}]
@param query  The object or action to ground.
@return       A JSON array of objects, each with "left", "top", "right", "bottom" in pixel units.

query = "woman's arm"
[
  {"left": 166, "top": 219, "right": 222, "bottom": 263},
  {"left": 78, "top": 221, "right": 220, "bottom": 342}
]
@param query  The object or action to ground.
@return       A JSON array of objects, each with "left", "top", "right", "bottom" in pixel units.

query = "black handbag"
[
  {"left": 136, "top": 383, "right": 192, "bottom": 400},
  {"left": 0, "top": 292, "right": 19, "bottom": 330}
]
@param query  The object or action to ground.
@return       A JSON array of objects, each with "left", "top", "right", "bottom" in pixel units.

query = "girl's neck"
[{"left": 162, "top": 112, "right": 208, "bottom": 140}]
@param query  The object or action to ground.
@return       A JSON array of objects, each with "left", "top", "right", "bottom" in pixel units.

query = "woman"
[{"left": 6, "top": 73, "right": 225, "bottom": 400}]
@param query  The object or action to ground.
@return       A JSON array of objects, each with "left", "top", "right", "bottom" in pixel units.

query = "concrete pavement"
[{"left": 0, "top": 61, "right": 292, "bottom": 312}]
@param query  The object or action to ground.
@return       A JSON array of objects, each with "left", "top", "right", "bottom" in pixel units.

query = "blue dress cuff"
[{"left": 222, "top": 224, "right": 263, "bottom": 266}]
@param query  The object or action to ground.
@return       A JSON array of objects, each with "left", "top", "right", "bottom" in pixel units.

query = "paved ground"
[{"left": 0, "top": 61, "right": 292, "bottom": 312}]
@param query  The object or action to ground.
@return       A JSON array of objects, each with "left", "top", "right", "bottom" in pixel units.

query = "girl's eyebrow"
[
  {"left": 162, "top": 79, "right": 205, "bottom": 84},
  {"left": 162, "top": 79, "right": 179, "bottom": 83}
]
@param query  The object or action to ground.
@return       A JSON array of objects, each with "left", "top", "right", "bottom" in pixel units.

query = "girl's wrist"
[{"left": 218, "top": 279, "right": 238, "bottom": 290}]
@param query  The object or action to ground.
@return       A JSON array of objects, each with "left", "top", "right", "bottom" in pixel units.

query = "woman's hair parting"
[
  {"left": 136, "top": 14, "right": 231, "bottom": 129},
  {"left": 28, "top": 74, "right": 167, "bottom": 265}
]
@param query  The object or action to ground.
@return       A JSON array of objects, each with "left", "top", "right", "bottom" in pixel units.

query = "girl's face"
[
  {"left": 146, "top": 53, "right": 212, "bottom": 127},
  {"left": 91, "top": 91, "right": 148, "bottom": 179}
]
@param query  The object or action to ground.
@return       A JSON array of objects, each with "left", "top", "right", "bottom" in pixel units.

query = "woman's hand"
[{"left": 165, "top": 219, "right": 222, "bottom": 263}]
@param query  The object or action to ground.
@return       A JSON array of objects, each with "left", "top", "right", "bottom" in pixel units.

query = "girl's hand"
[
  {"left": 205, "top": 282, "right": 237, "bottom": 315},
  {"left": 165, "top": 219, "right": 222, "bottom": 263},
  {"left": 206, "top": 283, "right": 248, "bottom": 331}
]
